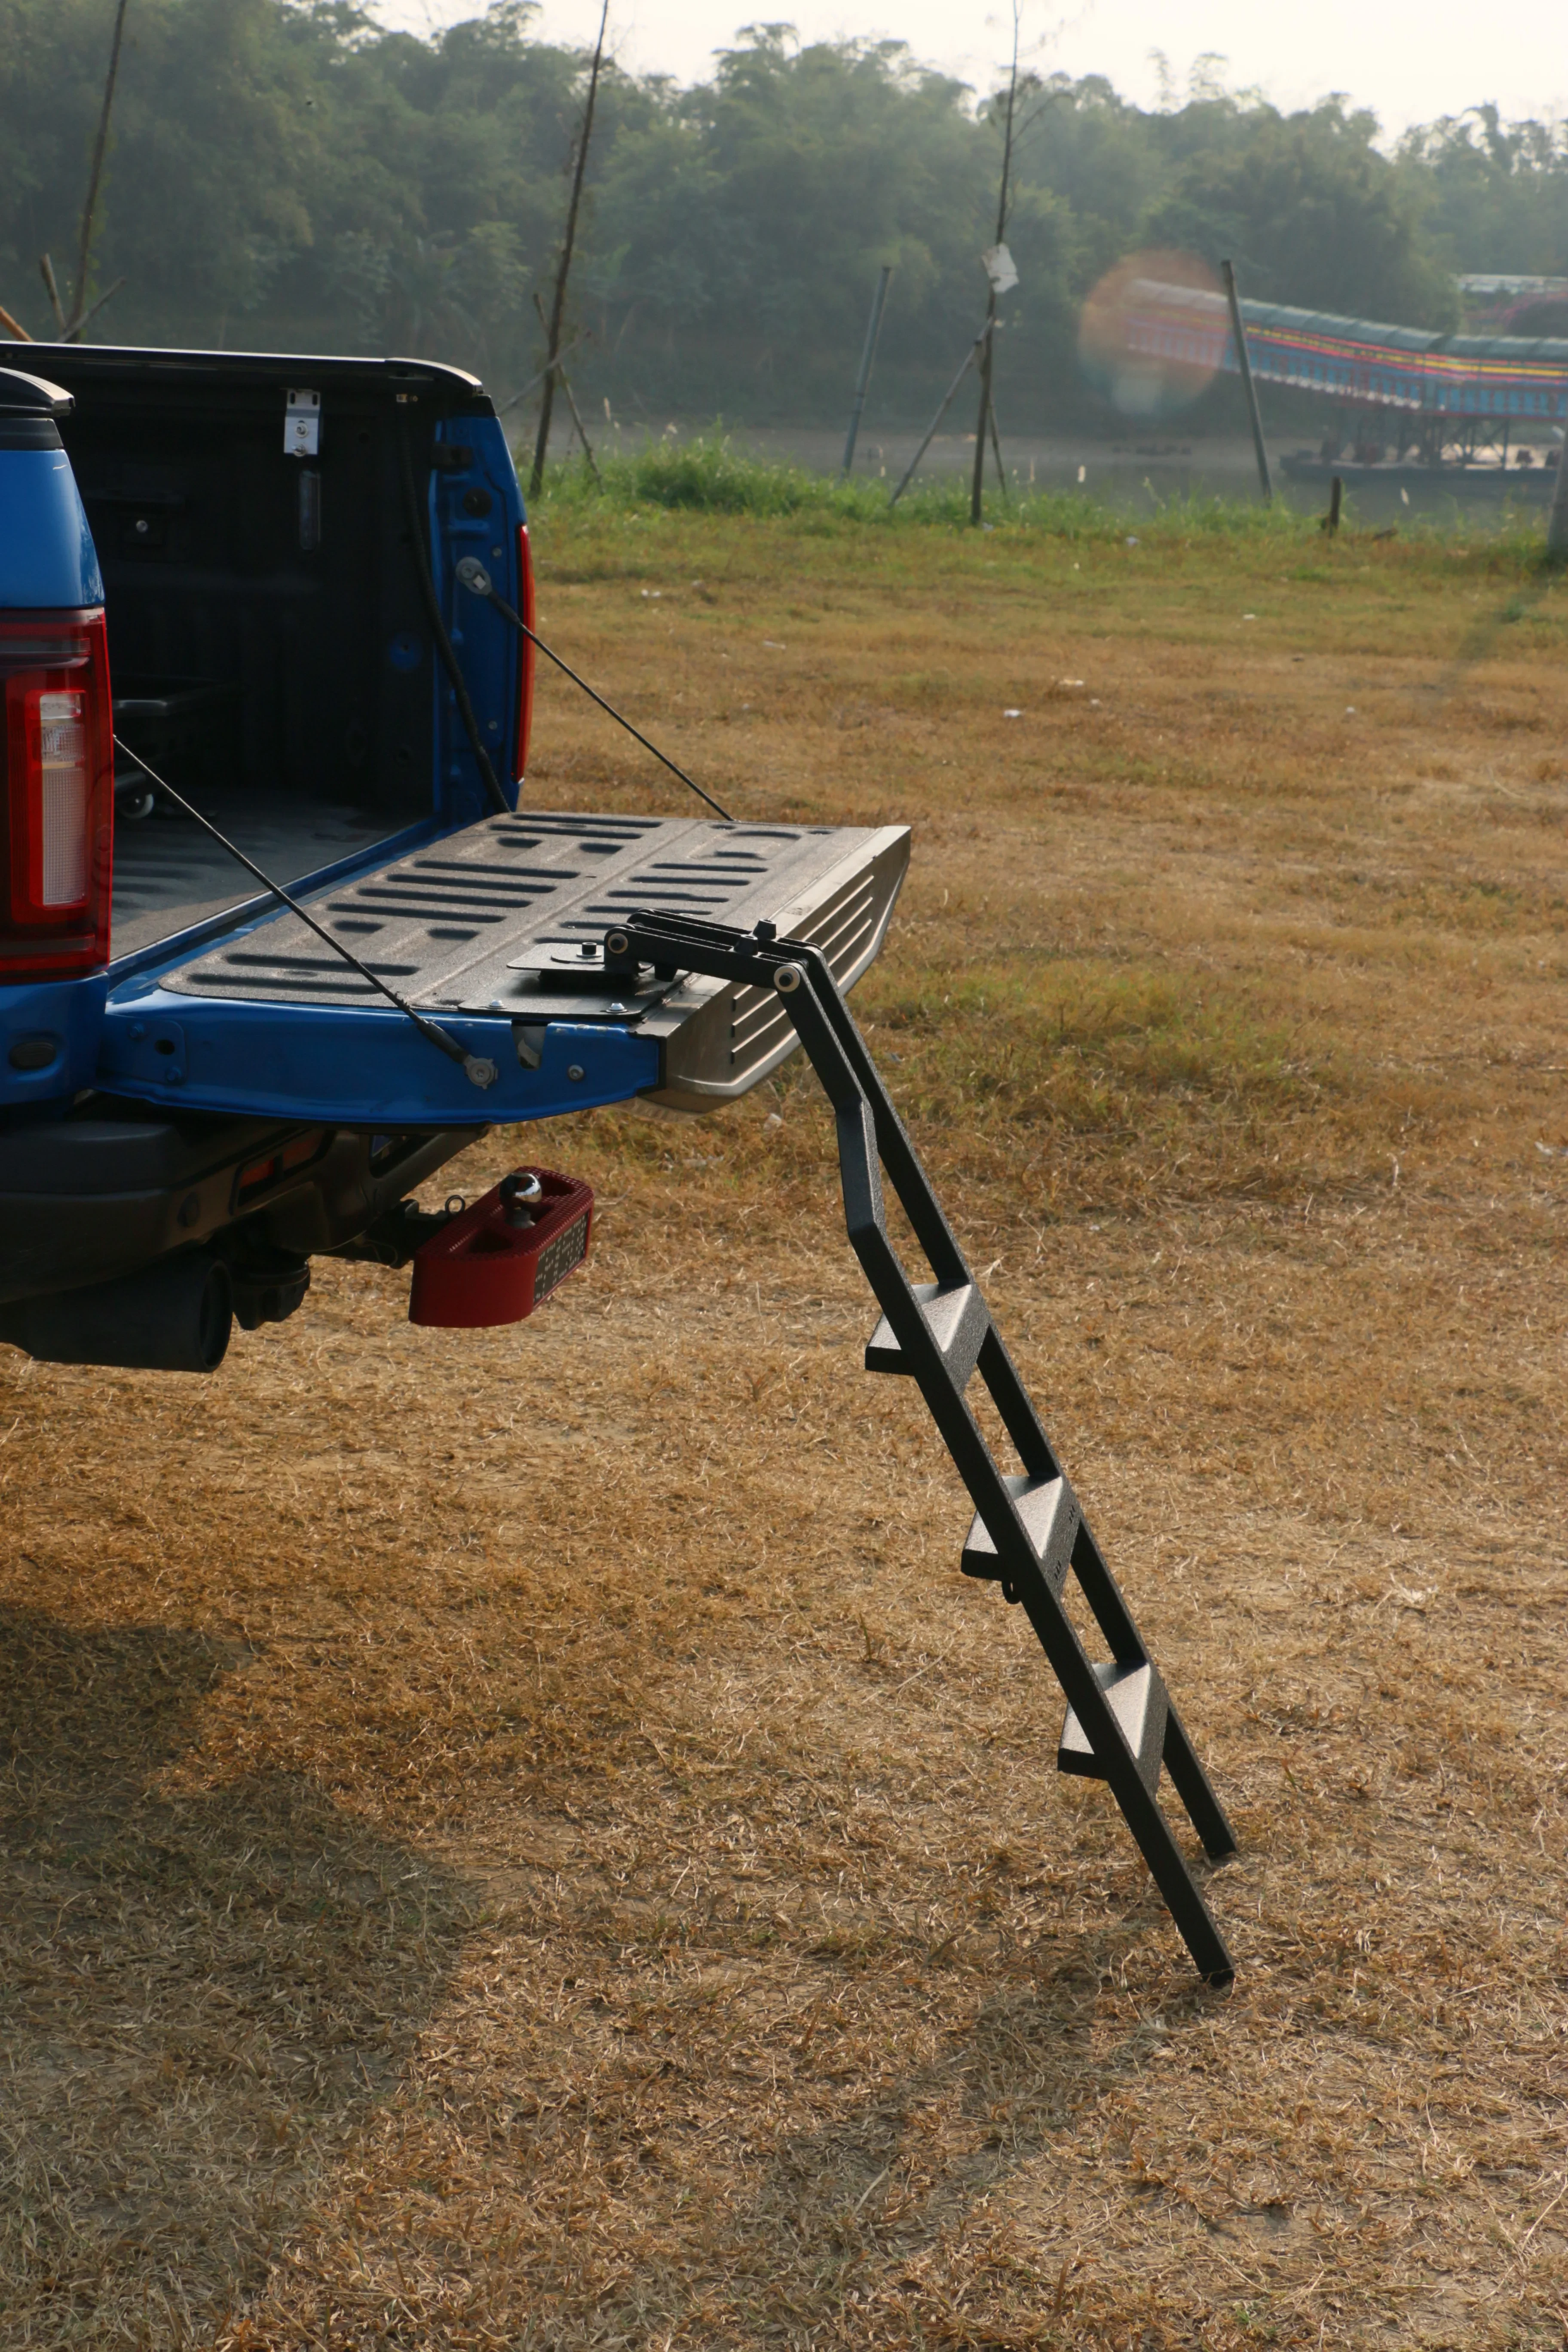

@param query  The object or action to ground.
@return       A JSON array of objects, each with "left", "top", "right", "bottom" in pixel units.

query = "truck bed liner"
[{"left": 111, "top": 796, "right": 398, "bottom": 959}]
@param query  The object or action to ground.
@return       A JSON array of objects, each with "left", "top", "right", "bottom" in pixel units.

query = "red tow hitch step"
[{"left": 409, "top": 1167, "right": 594, "bottom": 1328}]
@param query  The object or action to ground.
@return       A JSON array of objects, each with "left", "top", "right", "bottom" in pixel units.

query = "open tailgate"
[{"left": 100, "top": 812, "right": 910, "bottom": 1122}]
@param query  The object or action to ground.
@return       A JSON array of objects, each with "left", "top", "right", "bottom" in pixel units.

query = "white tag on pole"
[
  {"left": 284, "top": 388, "right": 321, "bottom": 457},
  {"left": 982, "top": 244, "right": 1019, "bottom": 295}
]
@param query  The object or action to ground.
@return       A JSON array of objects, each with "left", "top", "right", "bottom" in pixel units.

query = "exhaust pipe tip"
[{"left": 0, "top": 1251, "right": 234, "bottom": 1373}]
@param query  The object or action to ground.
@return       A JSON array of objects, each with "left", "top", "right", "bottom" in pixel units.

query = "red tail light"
[
  {"left": 513, "top": 523, "right": 536, "bottom": 782},
  {"left": 0, "top": 609, "right": 113, "bottom": 977}
]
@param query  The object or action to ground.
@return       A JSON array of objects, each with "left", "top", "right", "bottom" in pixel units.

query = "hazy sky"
[{"left": 371, "top": 0, "right": 1565, "bottom": 138}]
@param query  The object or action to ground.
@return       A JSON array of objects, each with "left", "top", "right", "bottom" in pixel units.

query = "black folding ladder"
[{"left": 606, "top": 910, "right": 1238, "bottom": 1983}]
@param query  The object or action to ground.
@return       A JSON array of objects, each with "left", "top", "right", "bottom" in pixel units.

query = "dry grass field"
[{"left": 4, "top": 505, "right": 1568, "bottom": 2348}]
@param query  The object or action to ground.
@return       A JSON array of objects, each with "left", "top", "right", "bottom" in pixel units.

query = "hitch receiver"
[{"left": 409, "top": 1167, "right": 593, "bottom": 1328}]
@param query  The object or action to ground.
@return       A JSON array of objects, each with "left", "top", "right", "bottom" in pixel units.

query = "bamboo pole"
[
  {"left": 888, "top": 331, "right": 986, "bottom": 508},
  {"left": 968, "top": 292, "right": 995, "bottom": 525},
  {"left": 841, "top": 264, "right": 893, "bottom": 478},
  {"left": 63, "top": 275, "right": 126, "bottom": 344},
  {"left": 496, "top": 329, "right": 585, "bottom": 419},
  {"left": 1221, "top": 258, "right": 1273, "bottom": 505},
  {"left": 987, "top": 383, "right": 1007, "bottom": 497},
  {"left": 533, "top": 291, "right": 599, "bottom": 480},
  {"left": 971, "top": 5, "right": 1020, "bottom": 527},
  {"left": 70, "top": 0, "right": 132, "bottom": 334},
  {"left": 556, "top": 364, "right": 601, "bottom": 481},
  {"left": 39, "top": 256, "right": 66, "bottom": 334},
  {"left": 530, "top": 0, "right": 609, "bottom": 500}
]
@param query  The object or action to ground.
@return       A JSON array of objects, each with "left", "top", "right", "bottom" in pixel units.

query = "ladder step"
[
  {"left": 1059, "top": 1661, "right": 1167, "bottom": 1795},
  {"left": 866, "top": 1282, "right": 989, "bottom": 1387},
  {"left": 962, "top": 1474, "right": 1079, "bottom": 1597}
]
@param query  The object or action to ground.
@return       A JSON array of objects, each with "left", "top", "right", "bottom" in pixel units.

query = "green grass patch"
[
  {"left": 530, "top": 429, "right": 1314, "bottom": 544},
  {"left": 527, "top": 429, "right": 1558, "bottom": 571},
  {"left": 860, "top": 959, "right": 1335, "bottom": 1140}
]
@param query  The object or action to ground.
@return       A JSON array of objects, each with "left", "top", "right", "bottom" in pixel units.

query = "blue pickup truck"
[
  {"left": 0, "top": 351, "right": 907, "bottom": 1369},
  {"left": 0, "top": 352, "right": 1245, "bottom": 1986}
]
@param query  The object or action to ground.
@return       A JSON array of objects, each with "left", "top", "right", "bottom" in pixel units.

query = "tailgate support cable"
[
  {"left": 110, "top": 737, "right": 499, "bottom": 1090},
  {"left": 606, "top": 906, "right": 1239, "bottom": 1984},
  {"left": 454, "top": 558, "right": 735, "bottom": 821},
  {"left": 399, "top": 423, "right": 732, "bottom": 823}
]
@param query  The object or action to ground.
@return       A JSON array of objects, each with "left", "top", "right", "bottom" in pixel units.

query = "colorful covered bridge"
[{"left": 1127, "top": 279, "right": 1568, "bottom": 428}]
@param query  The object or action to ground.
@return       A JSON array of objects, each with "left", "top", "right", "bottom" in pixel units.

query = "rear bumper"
[{"left": 0, "top": 1111, "right": 471, "bottom": 1306}]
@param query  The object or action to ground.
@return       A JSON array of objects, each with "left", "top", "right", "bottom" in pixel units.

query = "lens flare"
[{"left": 1078, "top": 249, "right": 1223, "bottom": 418}]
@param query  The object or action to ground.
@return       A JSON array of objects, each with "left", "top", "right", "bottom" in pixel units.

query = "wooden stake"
[
  {"left": 0, "top": 298, "right": 34, "bottom": 343},
  {"left": 1546, "top": 446, "right": 1568, "bottom": 560},
  {"left": 1322, "top": 475, "right": 1343, "bottom": 536},
  {"left": 530, "top": 0, "right": 609, "bottom": 501}
]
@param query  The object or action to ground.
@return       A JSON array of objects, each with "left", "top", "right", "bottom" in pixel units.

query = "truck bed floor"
[{"left": 111, "top": 797, "right": 401, "bottom": 959}]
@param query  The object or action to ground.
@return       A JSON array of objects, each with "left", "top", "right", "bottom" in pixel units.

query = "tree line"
[{"left": 3, "top": 0, "right": 1568, "bottom": 435}]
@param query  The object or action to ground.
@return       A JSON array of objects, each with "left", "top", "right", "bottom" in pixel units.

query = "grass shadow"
[
  {"left": 0, "top": 1605, "right": 472, "bottom": 2347},
  {"left": 592, "top": 1902, "right": 1223, "bottom": 2346}
]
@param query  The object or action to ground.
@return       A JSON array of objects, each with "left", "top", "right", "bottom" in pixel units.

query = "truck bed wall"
[{"left": 38, "top": 347, "right": 524, "bottom": 854}]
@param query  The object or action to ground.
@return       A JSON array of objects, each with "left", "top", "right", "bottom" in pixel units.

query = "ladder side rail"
[
  {"left": 778, "top": 947, "right": 1064, "bottom": 1482},
  {"left": 611, "top": 910, "right": 970, "bottom": 1288},
  {"left": 787, "top": 966, "right": 971, "bottom": 1282},
  {"left": 1010, "top": 1557, "right": 1237, "bottom": 1981},
  {"left": 974, "top": 1312, "right": 1238, "bottom": 1861},
  {"left": 624, "top": 910, "right": 1051, "bottom": 1474},
  {"left": 784, "top": 939, "right": 972, "bottom": 1287},
  {"left": 828, "top": 1096, "right": 968, "bottom": 1382},
  {"left": 1066, "top": 1518, "right": 1239, "bottom": 1861},
  {"left": 1065, "top": 1515, "right": 1152, "bottom": 1665},
  {"left": 1156, "top": 1698, "right": 1239, "bottom": 1864},
  {"left": 799, "top": 995, "right": 1098, "bottom": 1610}
]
